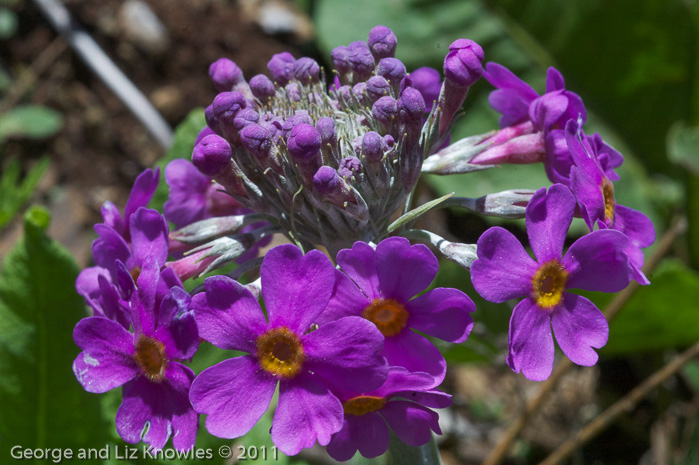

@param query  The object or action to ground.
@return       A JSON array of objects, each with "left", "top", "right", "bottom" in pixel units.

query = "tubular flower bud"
[
  {"left": 209, "top": 58, "right": 244, "bottom": 91},
  {"left": 249, "top": 74, "right": 276, "bottom": 102},
  {"left": 368, "top": 25, "right": 397, "bottom": 60},
  {"left": 267, "top": 52, "right": 295, "bottom": 85}
]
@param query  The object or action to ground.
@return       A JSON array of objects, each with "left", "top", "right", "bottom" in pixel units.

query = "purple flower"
[
  {"left": 326, "top": 367, "right": 451, "bottom": 461},
  {"left": 471, "top": 184, "right": 632, "bottom": 381},
  {"left": 164, "top": 159, "right": 241, "bottom": 229},
  {"left": 410, "top": 67, "right": 441, "bottom": 113},
  {"left": 564, "top": 119, "right": 655, "bottom": 284},
  {"left": 73, "top": 272, "right": 199, "bottom": 451},
  {"left": 100, "top": 168, "right": 159, "bottom": 242},
  {"left": 188, "top": 245, "right": 388, "bottom": 456},
  {"left": 318, "top": 237, "right": 475, "bottom": 384}
]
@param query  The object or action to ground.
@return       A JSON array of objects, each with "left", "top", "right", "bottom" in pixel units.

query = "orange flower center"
[
  {"left": 602, "top": 179, "right": 615, "bottom": 223},
  {"left": 531, "top": 259, "right": 569, "bottom": 309},
  {"left": 130, "top": 265, "right": 142, "bottom": 282},
  {"left": 256, "top": 327, "right": 305, "bottom": 378},
  {"left": 362, "top": 298, "right": 408, "bottom": 337},
  {"left": 133, "top": 335, "right": 167, "bottom": 382},
  {"left": 342, "top": 396, "right": 387, "bottom": 416}
]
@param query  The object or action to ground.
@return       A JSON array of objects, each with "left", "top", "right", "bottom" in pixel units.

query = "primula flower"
[
  {"left": 73, "top": 268, "right": 199, "bottom": 451},
  {"left": 471, "top": 65, "right": 586, "bottom": 169},
  {"left": 188, "top": 244, "right": 388, "bottom": 456},
  {"left": 326, "top": 367, "right": 451, "bottom": 461},
  {"left": 317, "top": 236, "right": 475, "bottom": 385},
  {"left": 471, "top": 184, "right": 632, "bottom": 381},
  {"left": 564, "top": 119, "right": 655, "bottom": 284}
]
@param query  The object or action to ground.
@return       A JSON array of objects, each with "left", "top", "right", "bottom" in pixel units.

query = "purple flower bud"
[
  {"left": 383, "top": 134, "right": 395, "bottom": 151},
  {"left": 204, "top": 104, "right": 220, "bottom": 134},
  {"left": 376, "top": 58, "right": 406, "bottom": 86},
  {"left": 285, "top": 82, "right": 301, "bottom": 102},
  {"left": 336, "top": 85, "right": 352, "bottom": 103},
  {"left": 249, "top": 74, "right": 276, "bottom": 101},
  {"left": 331, "top": 46, "right": 351, "bottom": 75},
  {"left": 444, "top": 39, "right": 484, "bottom": 87},
  {"left": 339, "top": 156, "right": 363, "bottom": 175},
  {"left": 352, "top": 82, "right": 368, "bottom": 104},
  {"left": 348, "top": 41, "right": 375, "bottom": 81},
  {"left": 233, "top": 108, "right": 260, "bottom": 131},
  {"left": 398, "top": 87, "right": 426, "bottom": 123},
  {"left": 366, "top": 75, "right": 391, "bottom": 101},
  {"left": 212, "top": 91, "right": 247, "bottom": 122},
  {"left": 287, "top": 124, "right": 322, "bottom": 160},
  {"left": 195, "top": 126, "right": 216, "bottom": 146},
  {"left": 368, "top": 25, "right": 397, "bottom": 60},
  {"left": 313, "top": 166, "right": 341, "bottom": 194},
  {"left": 209, "top": 58, "right": 244, "bottom": 92},
  {"left": 372, "top": 96, "right": 398, "bottom": 127},
  {"left": 316, "top": 117, "right": 336, "bottom": 145},
  {"left": 240, "top": 124, "right": 273, "bottom": 159},
  {"left": 192, "top": 134, "right": 232, "bottom": 176},
  {"left": 290, "top": 110, "right": 312, "bottom": 127},
  {"left": 410, "top": 67, "right": 442, "bottom": 112},
  {"left": 293, "top": 57, "right": 320, "bottom": 83},
  {"left": 267, "top": 52, "right": 295, "bottom": 85},
  {"left": 362, "top": 131, "right": 383, "bottom": 162}
]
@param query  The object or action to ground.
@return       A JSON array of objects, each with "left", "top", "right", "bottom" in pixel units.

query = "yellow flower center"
[
  {"left": 602, "top": 179, "right": 615, "bottom": 223},
  {"left": 133, "top": 335, "right": 167, "bottom": 382},
  {"left": 342, "top": 396, "right": 387, "bottom": 416},
  {"left": 362, "top": 298, "right": 408, "bottom": 337},
  {"left": 256, "top": 327, "right": 305, "bottom": 378},
  {"left": 531, "top": 259, "right": 569, "bottom": 309}
]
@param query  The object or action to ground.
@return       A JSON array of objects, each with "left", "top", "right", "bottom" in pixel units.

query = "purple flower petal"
[
  {"left": 130, "top": 208, "right": 169, "bottom": 268},
  {"left": 76, "top": 266, "right": 110, "bottom": 314},
  {"left": 326, "top": 419, "right": 356, "bottom": 461},
  {"left": 123, "top": 167, "right": 160, "bottom": 229},
  {"left": 116, "top": 365, "right": 195, "bottom": 452},
  {"left": 189, "top": 356, "right": 276, "bottom": 438},
  {"left": 545, "top": 67, "right": 565, "bottom": 92},
  {"left": 526, "top": 185, "right": 574, "bottom": 263},
  {"left": 272, "top": 372, "right": 343, "bottom": 455},
  {"left": 336, "top": 241, "right": 381, "bottom": 300},
  {"left": 569, "top": 165, "right": 605, "bottom": 230},
  {"left": 375, "top": 237, "right": 438, "bottom": 302},
  {"left": 564, "top": 229, "right": 631, "bottom": 293},
  {"left": 262, "top": 245, "right": 335, "bottom": 333},
  {"left": 392, "top": 390, "right": 452, "bottom": 409},
  {"left": 380, "top": 400, "right": 440, "bottom": 447},
  {"left": 350, "top": 413, "right": 391, "bottom": 459},
  {"left": 164, "top": 159, "right": 211, "bottom": 228},
  {"left": 73, "top": 317, "right": 138, "bottom": 393},
  {"left": 155, "top": 310, "right": 199, "bottom": 360},
  {"left": 303, "top": 316, "right": 388, "bottom": 393},
  {"left": 315, "top": 269, "right": 370, "bottom": 326},
  {"left": 471, "top": 227, "right": 537, "bottom": 303},
  {"left": 192, "top": 275, "right": 267, "bottom": 353},
  {"left": 92, "top": 224, "right": 132, "bottom": 273},
  {"left": 101, "top": 201, "right": 124, "bottom": 235},
  {"left": 552, "top": 294, "right": 608, "bottom": 366},
  {"left": 406, "top": 287, "right": 475, "bottom": 343},
  {"left": 614, "top": 205, "right": 655, "bottom": 249},
  {"left": 371, "top": 367, "right": 437, "bottom": 398},
  {"left": 382, "top": 330, "right": 446, "bottom": 385},
  {"left": 507, "top": 298, "right": 554, "bottom": 381}
]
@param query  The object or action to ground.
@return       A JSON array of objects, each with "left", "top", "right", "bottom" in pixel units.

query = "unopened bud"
[
  {"left": 368, "top": 25, "right": 397, "bottom": 60},
  {"left": 209, "top": 58, "right": 244, "bottom": 92}
]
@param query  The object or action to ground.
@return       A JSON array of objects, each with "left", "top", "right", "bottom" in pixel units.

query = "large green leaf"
[
  {"left": 604, "top": 259, "right": 699, "bottom": 355},
  {"left": 0, "top": 207, "right": 108, "bottom": 456}
]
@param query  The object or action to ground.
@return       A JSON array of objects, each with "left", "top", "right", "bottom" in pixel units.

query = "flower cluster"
[{"left": 71, "top": 24, "right": 655, "bottom": 460}]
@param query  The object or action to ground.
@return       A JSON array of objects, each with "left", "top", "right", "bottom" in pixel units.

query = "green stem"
[{"left": 388, "top": 434, "right": 442, "bottom": 465}]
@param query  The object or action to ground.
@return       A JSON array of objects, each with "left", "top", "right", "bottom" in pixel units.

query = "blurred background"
[{"left": 1, "top": 0, "right": 698, "bottom": 464}]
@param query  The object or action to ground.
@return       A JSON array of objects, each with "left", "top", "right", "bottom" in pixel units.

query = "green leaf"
[
  {"left": 149, "top": 108, "right": 206, "bottom": 214},
  {"left": 0, "top": 207, "right": 108, "bottom": 454},
  {"left": 0, "top": 105, "right": 63, "bottom": 142},
  {"left": 0, "top": 157, "right": 50, "bottom": 231},
  {"left": 667, "top": 121, "right": 699, "bottom": 174},
  {"left": 387, "top": 192, "right": 454, "bottom": 233},
  {"left": 604, "top": 259, "right": 699, "bottom": 355}
]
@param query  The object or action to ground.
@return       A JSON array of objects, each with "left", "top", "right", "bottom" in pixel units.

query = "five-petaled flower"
[
  {"left": 471, "top": 184, "right": 632, "bottom": 381},
  {"left": 188, "top": 244, "right": 388, "bottom": 456}
]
